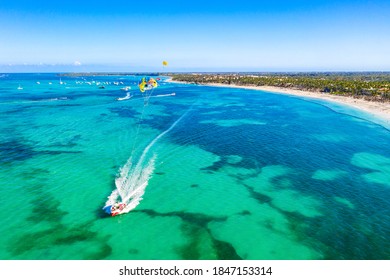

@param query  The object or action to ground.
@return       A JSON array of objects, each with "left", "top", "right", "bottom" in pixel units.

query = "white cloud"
[{"left": 73, "top": 61, "right": 82, "bottom": 66}]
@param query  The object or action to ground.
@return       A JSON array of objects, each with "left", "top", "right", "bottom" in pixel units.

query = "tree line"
[{"left": 171, "top": 73, "right": 390, "bottom": 102}]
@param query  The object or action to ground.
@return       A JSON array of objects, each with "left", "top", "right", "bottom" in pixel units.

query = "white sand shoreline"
[{"left": 169, "top": 79, "right": 390, "bottom": 126}]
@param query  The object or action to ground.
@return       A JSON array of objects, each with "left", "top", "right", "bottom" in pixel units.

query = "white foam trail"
[
  {"left": 112, "top": 155, "right": 156, "bottom": 213},
  {"left": 117, "top": 92, "right": 131, "bottom": 101},
  {"left": 105, "top": 110, "right": 189, "bottom": 214},
  {"left": 153, "top": 93, "right": 176, "bottom": 98},
  {"left": 17, "top": 97, "right": 69, "bottom": 104}
]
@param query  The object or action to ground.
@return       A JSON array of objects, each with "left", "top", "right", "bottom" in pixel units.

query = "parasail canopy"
[
  {"left": 138, "top": 77, "right": 158, "bottom": 105},
  {"left": 138, "top": 77, "right": 158, "bottom": 93}
]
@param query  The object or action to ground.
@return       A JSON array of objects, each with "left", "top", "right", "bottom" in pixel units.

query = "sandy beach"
[{"left": 170, "top": 80, "right": 390, "bottom": 125}]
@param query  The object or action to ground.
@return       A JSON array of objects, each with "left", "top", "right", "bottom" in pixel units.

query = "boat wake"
[
  {"left": 104, "top": 109, "right": 189, "bottom": 215},
  {"left": 106, "top": 154, "right": 156, "bottom": 214},
  {"left": 153, "top": 93, "right": 176, "bottom": 98},
  {"left": 117, "top": 92, "right": 131, "bottom": 101}
]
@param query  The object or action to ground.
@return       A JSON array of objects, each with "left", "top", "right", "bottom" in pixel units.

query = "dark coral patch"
[
  {"left": 212, "top": 239, "right": 242, "bottom": 260},
  {"left": 109, "top": 107, "right": 139, "bottom": 118}
]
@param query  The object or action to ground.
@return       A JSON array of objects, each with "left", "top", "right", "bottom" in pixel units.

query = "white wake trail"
[
  {"left": 117, "top": 92, "right": 131, "bottom": 101},
  {"left": 105, "top": 110, "right": 189, "bottom": 214},
  {"left": 152, "top": 93, "right": 176, "bottom": 98}
]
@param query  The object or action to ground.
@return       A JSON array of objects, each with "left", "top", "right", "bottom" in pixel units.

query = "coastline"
[{"left": 169, "top": 79, "right": 390, "bottom": 126}]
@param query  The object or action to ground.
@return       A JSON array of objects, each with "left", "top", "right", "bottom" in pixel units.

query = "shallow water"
[{"left": 1, "top": 73, "right": 390, "bottom": 259}]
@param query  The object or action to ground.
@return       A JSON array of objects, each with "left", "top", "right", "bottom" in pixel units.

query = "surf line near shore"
[{"left": 171, "top": 80, "right": 390, "bottom": 127}]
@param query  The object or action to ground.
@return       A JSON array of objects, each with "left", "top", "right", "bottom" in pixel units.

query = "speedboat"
[
  {"left": 120, "top": 86, "right": 131, "bottom": 91},
  {"left": 102, "top": 202, "right": 127, "bottom": 217}
]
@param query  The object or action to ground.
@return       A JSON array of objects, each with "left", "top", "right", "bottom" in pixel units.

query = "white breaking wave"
[{"left": 104, "top": 109, "right": 189, "bottom": 214}]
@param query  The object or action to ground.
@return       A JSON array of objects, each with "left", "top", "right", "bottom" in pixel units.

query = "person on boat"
[{"left": 111, "top": 203, "right": 119, "bottom": 211}]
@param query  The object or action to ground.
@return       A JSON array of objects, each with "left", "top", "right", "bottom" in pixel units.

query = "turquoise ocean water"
[{"left": 0, "top": 73, "right": 390, "bottom": 259}]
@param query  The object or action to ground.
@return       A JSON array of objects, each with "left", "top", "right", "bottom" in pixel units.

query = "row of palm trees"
[{"left": 171, "top": 74, "right": 390, "bottom": 102}]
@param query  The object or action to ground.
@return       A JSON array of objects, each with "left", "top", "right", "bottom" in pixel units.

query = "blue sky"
[{"left": 1, "top": 0, "right": 390, "bottom": 72}]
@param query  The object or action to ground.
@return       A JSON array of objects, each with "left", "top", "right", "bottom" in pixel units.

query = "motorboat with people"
[
  {"left": 120, "top": 86, "right": 131, "bottom": 91},
  {"left": 102, "top": 202, "right": 127, "bottom": 217}
]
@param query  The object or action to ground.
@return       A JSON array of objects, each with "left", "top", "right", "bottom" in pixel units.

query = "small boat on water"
[
  {"left": 17, "top": 85, "right": 23, "bottom": 90},
  {"left": 102, "top": 202, "right": 127, "bottom": 217},
  {"left": 120, "top": 86, "right": 131, "bottom": 91}
]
